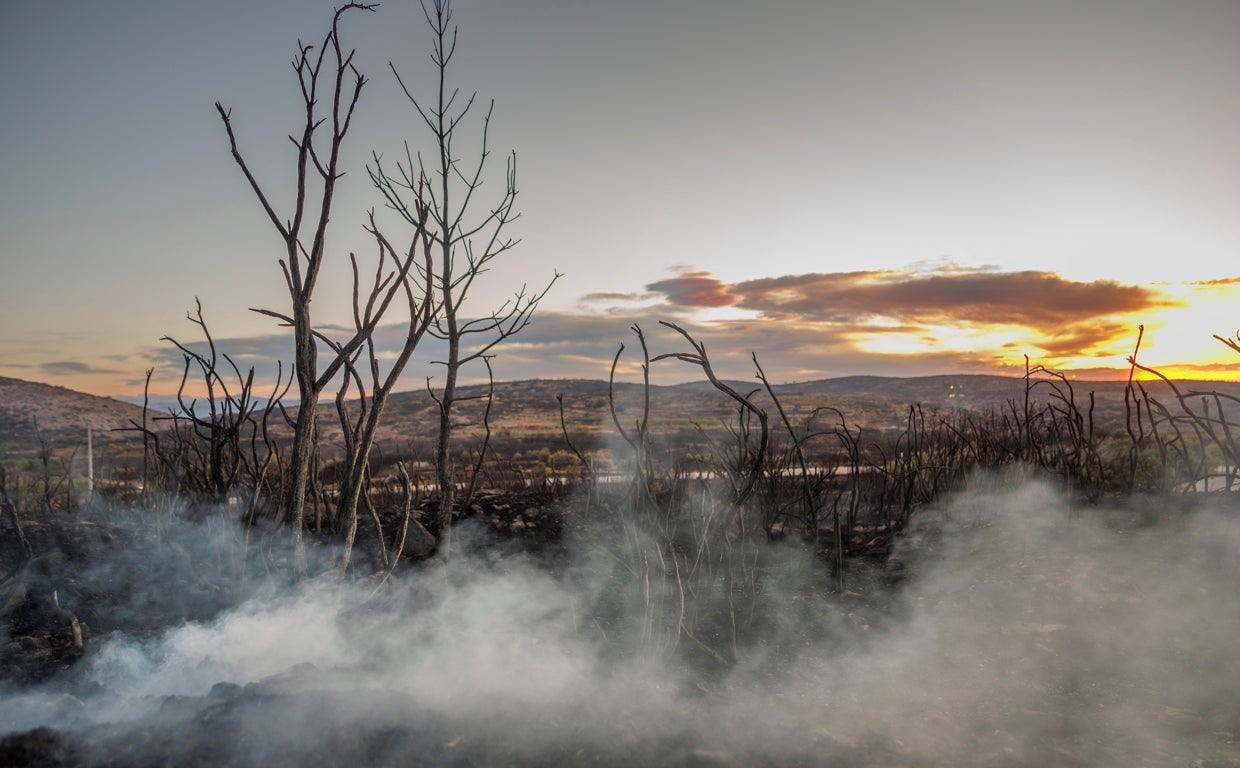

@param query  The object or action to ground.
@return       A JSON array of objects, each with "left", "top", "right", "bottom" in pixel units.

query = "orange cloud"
[
  {"left": 729, "top": 269, "right": 1171, "bottom": 326},
  {"left": 637, "top": 265, "right": 1178, "bottom": 367},
  {"left": 1190, "top": 276, "right": 1240, "bottom": 287},
  {"left": 644, "top": 271, "right": 736, "bottom": 308}
]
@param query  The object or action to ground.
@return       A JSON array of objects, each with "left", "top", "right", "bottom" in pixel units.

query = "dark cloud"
[
  {"left": 735, "top": 270, "right": 1170, "bottom": 325},
  {"left": 115, "top": 270, "right": 1188, "bottom": 398},
  {"left": 579, "top": 291, "right": 645, "bottom": 304},
  {"left": 40, "top": 360, "right": 120, "bottom": 376},
  {"left": 144, "top": 336, "right": 293, "bottom": 373},
  {"left": 179, "top": 308, "right": 1128, "bottom": 389},
  {"left": 136, "top": 313, "right": 664, "bottom": 395},
  {"left": 1035, "top": 320, "right": 1137, "bottom": 358},
  {"left": 534, "top": 312, "right": 1016, "bottom": 383},
  {"left": 139, "top": 333, "right": 298, "bottom": 397},
  {"left": 646, "top": 267, "right": 1173, "bottom": 328},
  {"left": 644, "top": 271, "right": 735, "bottom": 308}
]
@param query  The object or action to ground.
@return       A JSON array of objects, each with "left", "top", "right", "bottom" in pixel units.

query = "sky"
[{"left": 3, "top": 0, "right": 1240, "bottom": 399}]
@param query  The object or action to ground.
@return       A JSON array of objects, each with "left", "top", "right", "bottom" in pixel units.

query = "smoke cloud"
[{"left": 2, "top": 478, "right": 1238, "bottom": 766}]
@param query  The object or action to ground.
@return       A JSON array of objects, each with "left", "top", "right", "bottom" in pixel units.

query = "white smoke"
[{"left": 2, "top": 478, "right": 1238, "bottom": 766}]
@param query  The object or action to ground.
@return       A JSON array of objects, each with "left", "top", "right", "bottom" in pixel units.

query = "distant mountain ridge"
[{"left": 5, "top": 373, "right": 1239, "bottom": 459}]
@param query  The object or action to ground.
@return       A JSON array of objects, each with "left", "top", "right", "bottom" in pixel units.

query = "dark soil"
[
  {"left": 1, "top": 489, "right": 576, "bottom": 687},
  {"left": 0, "top": 493, "right": 920, "bottom": 768}
]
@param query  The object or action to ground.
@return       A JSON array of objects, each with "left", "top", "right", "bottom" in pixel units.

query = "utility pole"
[{"left": 87, "top": 425, "right": 94, "bottom": 504}]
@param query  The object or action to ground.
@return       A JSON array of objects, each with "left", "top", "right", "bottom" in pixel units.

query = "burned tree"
[
  {"left": 331, "top": 207, "right": 437, "bottom": 573},
  {"left": 215, "top": 4, "right": 432, "bottom": 575},
  {"left": 370, "top": 0, "right": 558, "bottom": 554}
]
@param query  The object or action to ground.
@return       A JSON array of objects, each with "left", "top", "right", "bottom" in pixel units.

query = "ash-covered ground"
[{"left": 2, "top": 479, "right": 1239, "bottom": 767}]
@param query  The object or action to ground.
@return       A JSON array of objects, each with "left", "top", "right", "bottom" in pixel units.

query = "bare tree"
[
  {"left": 370, "top": 0, "right": 558, "bottom": 554},
  {"left": 331, "top": 207, "right": 438, "bottom": 573},
  {"left": 157, "top": 299, "right": 285, "bottom": 506},
  {"left": 216, "top": 4, "right": 434, "bottom": 575}
]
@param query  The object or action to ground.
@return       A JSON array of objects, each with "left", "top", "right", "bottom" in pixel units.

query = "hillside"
[
  {"left": 0, "top": 378, "right": 148, "bottom": 458},
  {"left": 4, "top": 373, "right": 1238, "bottom": 467}
]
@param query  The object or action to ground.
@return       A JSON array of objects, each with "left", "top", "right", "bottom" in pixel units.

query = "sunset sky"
[{"left": 3, "top": 0, "right": 1240, "bottom": 399}]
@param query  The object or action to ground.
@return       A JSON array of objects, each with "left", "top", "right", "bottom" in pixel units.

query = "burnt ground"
[
  {"left": 3, "top": 492, "right": 1240, "bottom": 767},
  {"left": 0, "top": 493, "right": 917, "bottom": 768},
  {"left": 0, "top": 489, "right": 576, "bottom": 687}
]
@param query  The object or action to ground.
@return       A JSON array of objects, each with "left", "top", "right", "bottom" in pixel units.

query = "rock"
[
  {"left": 0, "top": 726, "right": 78, "bottom": 768},
  {"left": 399, "top": 518, "right": 438, "bottom": 560},
  {"left": 208, "top": 681, "right": 243, "bottom": 702}
]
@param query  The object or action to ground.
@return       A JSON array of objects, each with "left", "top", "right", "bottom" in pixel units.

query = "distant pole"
[{"left": 87, "top": 425, "right": 94, "bottom": 504}]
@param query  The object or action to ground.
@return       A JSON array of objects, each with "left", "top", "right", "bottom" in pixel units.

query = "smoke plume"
[{"left": 2, "top": 478, "right": 1238, "bottom": 766}]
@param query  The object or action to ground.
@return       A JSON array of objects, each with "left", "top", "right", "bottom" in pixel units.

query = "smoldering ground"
[{"left": 2, "top": 479, "right": 1239, "bottom": 767}]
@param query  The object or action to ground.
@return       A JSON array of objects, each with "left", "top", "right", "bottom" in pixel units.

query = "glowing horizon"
[{"left": 3, "top": 1, "right": 1239, "bottom": 399}]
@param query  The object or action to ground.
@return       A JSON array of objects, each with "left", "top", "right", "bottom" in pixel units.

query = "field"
[{"left": 2, "top": 370, "right": 1240, "bottom": 766}]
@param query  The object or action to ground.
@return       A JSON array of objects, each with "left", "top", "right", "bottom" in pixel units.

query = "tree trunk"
[
  {"left": 435, "top": 332, "right": 459, "bottom": 555},
  {"left": 285, "top": 311, "right": 319, "bottom": 578}
]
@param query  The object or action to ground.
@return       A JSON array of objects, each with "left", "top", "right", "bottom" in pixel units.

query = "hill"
[
  {"left": 0, "top": 377, "right": 148, "bottom": 458},
  {"left": 5, "top": 373, "right": 1238, "bottom": 467}
]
